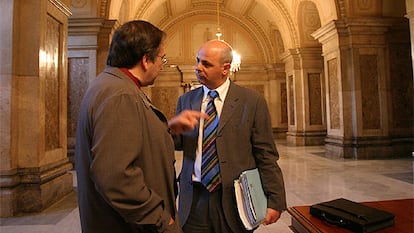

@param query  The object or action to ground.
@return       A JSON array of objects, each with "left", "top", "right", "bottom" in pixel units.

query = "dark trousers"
[{"left": 182, "top": 182, "right": 233, "bottom": 233}]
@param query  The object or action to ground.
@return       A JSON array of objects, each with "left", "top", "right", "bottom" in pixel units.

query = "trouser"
[{"left": 182, "top": 182, "right": 233, "bottom": 233}]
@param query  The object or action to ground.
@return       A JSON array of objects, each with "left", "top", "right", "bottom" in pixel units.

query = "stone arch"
[
  {"left": 298, "top": 0, "right": 340, "bottom": 25},
  {"left": 160, "top": 9, "right": 272, "bottom": 64},
  {"left": 296, "top": 1, "right": 322, "bottom": 47},
  {"left": 263, "top": 0, "right": 301, "bottom": 50}
]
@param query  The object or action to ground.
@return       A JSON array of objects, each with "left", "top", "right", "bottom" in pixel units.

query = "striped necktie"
[{"left": 201, "top": 90, "right": 221, "bottom": 192}]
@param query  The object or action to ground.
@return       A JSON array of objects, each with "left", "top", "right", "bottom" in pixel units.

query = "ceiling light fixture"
[
  {"left": 215, "top": 0, "right": 241, "bottom": 73},
  {"left": 215, "top": 0, "right": 222, "bottom": 39}
]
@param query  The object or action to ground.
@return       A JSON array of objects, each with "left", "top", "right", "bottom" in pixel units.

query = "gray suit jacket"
[
  {"left": 75, "top": 67, "right": 181, "bottom": 233},
  {"left": 175, "top": 81, "right": 286, "bottom": 232}
]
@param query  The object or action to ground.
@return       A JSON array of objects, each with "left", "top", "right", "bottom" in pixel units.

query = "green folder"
[{"left": 234, "top": 168, "right": 267, "bottom": 230}]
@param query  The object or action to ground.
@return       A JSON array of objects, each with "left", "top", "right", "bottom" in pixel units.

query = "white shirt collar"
[{"left": 202, "top": 78, "right": 230, "bottom": 102}]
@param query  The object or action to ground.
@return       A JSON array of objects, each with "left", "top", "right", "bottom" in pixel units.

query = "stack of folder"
[{"left": 234, "top": 168, "right": 267, "bottom": 230}]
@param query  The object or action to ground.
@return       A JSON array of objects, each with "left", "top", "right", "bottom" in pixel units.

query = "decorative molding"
[
  {"left": 269, "top": 0, "right": 300, "bottom": 48},
  {"left": 68, "top": 18, "right": 117, "bottom": 35},
  {"left": 99, "top": 0, "right": 110, "bottom": 18},
  {"left": 48, "top": 0, "right": 72, "bottom": 16},
  {"left": 134, "top": 0, "right": 153, "bottom": 19},
  {"left": 0, "top": 159, "right": 71, "bottom": 188},
  {"left": 337, "top": 0, "right": 346, "bottom": 19}
]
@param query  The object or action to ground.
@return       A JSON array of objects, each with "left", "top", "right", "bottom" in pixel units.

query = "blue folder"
[{"left": 235, "top": 168, "right": 267, "bottom": 229}]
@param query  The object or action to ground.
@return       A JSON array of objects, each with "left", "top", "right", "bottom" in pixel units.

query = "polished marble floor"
[{"left": 1, "top": 140, "right": 413, "bottom": 233}]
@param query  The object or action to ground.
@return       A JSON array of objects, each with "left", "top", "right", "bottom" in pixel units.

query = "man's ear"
[
  {"left": 141, "top": 55, "right": 150, "bottom": 71},
  {"left": 223, "top": 62, "right": 231, "bottom": 75}
]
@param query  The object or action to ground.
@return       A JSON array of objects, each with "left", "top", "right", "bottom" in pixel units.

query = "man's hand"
[
  {"left": 168, "top": 110, "right": 208, "bottom": 134},
  {"left": 262, "top": 208, "right": 281, "bottom": 225}
]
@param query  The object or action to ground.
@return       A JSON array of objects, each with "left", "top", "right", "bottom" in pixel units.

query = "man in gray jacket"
[{"left": 75, "top": 20, "right": 204, "bottom": 233}]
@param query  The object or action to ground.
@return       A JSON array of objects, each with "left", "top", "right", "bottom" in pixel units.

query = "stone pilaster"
[
  {"left": 313, "top": 18, "right": 413, "bottom": 159},
  {"left": 0, "top": 0, "right": 73, "bottom": 217},
  {"left": 67, "top": 18, "right": 117, "bottom": 165},
  {"left": 266, "top": 63, "right": 288, "bottom": 139},
  {"left": 281, "top": 48, "right": 326, "bottom": 146}
]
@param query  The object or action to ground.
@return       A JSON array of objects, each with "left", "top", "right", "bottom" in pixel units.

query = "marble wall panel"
[
  {"left": 327, "top": 58, "right": 340, "bottom": 129},
  {"left": 44, "top": 15, "right": 61, "bottom": 151},
  {"left": 308, "top": 73, "right": 322, "bottom": 125},
  {"left": 288, "top": 75, "right": 295, "bottom": 126},
  {"left": 150, "top": 87, "right": 179, "bottom": 120},
  {"left": 68, "top": 57, "right": 89, "bottom": 139},
  {"left": 360, "top": 54, "right": 380, "bottom": 130},
  {"left": 389, "top": 44, "right": 414, "bottom": 129},
  {"left": 0, "top": 74, "right": 11, "bottom": 169},
  {"left": 280, "top": 83, "right": 288, "bottom": 124}
]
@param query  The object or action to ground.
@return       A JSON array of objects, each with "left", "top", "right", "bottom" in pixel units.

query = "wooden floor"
[{"left": 1, "top": 140, "right": 413, "bottom": 233}]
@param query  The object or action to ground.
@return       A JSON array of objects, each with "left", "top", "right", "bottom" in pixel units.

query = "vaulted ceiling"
[
  {"left": 73, "top": 0, "right": 407, "bottom": 64},
  {"left": 103, "top": 0, "right": 340, "bottom": 51}
]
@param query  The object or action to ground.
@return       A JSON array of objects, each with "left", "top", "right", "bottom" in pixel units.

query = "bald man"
[{"left": 174, "top": 40, "right": 287, "bottom": 233}]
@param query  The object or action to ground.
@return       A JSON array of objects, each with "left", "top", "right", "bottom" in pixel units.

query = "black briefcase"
[{"left": 310, "top": 198, "right": 395, "bottom": 233}]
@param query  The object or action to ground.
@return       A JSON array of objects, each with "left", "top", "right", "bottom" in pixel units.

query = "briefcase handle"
[{"left": 321, "top": 213, "right": 347, "bottom": 226}]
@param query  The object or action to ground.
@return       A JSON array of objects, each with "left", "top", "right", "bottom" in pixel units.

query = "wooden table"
[{"left": 288, "top": 199, "right": 414, "bottom": 233}]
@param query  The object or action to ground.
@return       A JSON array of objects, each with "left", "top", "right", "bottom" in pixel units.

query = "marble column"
[
  {"left": 0, "top": 0, "right": 73, "bottom": 217},
  {"left": 312, "top": 18, "right": 413, "bottom": 159},
  {"left": 266, "top": 64, "right": 288, "bottom": 139},
  {"left": 281, "top": 48, "right": 326, "bottom": 146},
  {"left": 67, "top": 18, "right": 117, "bottom": 165}
]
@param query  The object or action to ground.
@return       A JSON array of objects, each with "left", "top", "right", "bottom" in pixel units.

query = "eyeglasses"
[{"left": 158, "top": 55, "right": 168, "bottom": 65}]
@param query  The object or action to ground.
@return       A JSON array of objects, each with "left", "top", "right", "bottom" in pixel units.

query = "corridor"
[{"left": 1, "top": 140, "right": 413, "bottom": 233}]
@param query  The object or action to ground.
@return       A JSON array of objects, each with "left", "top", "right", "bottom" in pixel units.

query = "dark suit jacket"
[
  {"left": 175, "top": 81, "right": 286, "bottom": 233},
  {"left": 75, "top": 67, "right": 181, "bottom": 233}
]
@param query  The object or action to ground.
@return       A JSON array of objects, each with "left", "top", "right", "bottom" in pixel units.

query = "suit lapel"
[
  {"left": 190, "top": 88, "right": 203, "bottom": 111},
  {"left": 190, "top": 88, "right": 204, "bottom": 135},
  {"left": 218, "top": 82, "right": 239, "bottom": 133}
]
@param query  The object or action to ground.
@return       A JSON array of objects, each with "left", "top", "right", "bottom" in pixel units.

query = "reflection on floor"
[{"left": 1, "top": 140, "right": 413, "bottom": 233}]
